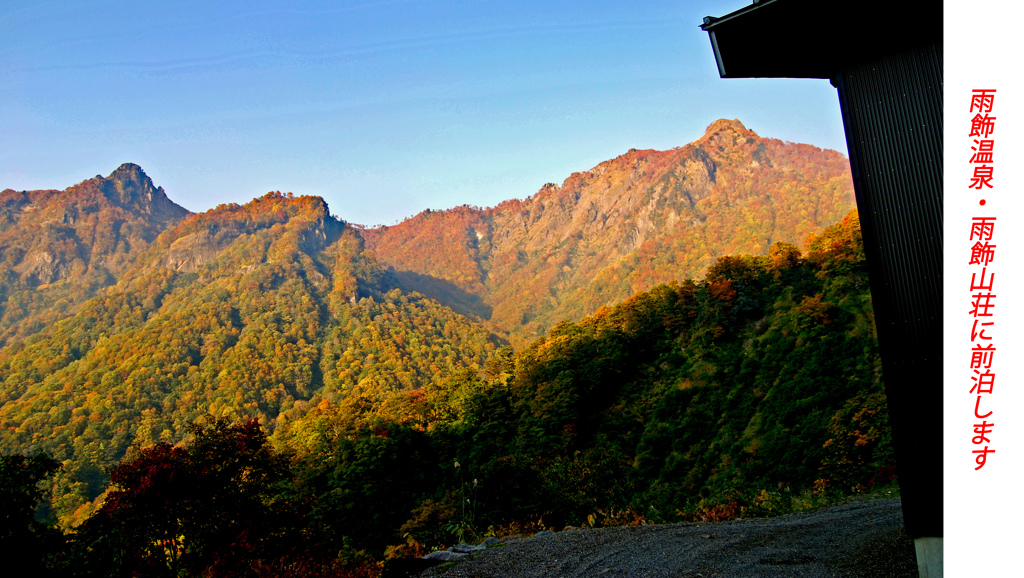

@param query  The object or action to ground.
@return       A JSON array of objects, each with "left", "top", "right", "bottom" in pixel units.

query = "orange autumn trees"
[
  {"left": 362, "top": 119, "right": 856, "bottom": 346},
  {"left": 0, "top": 190, "right": 498, "bottom": 527}
]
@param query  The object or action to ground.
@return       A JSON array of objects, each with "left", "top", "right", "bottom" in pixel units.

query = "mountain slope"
[
  {"left": 267, "top": 211, "right": 893, "bottom": 557},
  {"left": 1, "top": 121, "right": 860, "bottom": 528},
  {"left": 0, "top": 192, "right": 498, "bottom": 526},
  {"left": 360, "top": 119, "right": 855, "bottom": 344},
  {"left": 0, "top": 164, "right": 190, "bottom": 347}
]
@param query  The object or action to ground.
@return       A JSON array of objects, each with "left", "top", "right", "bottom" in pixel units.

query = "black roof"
[{"left": 700, "top": 0, "right": 942, "bottom": 79}]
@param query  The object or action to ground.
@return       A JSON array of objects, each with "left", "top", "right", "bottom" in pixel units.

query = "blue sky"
[{"left": 0, "top": 0, "right": 846, "bottom": 225}]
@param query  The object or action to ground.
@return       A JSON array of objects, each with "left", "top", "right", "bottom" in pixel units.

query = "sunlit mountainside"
[
  {"left": 361, "top": 119, "right": 854, "bottom": 344},
  {"left": 0, "top": 164, "right": 190, "bottom": 348},
  {"left": 1, "top": 121, "right": 893, "bottom": 576},
  {"left": 0, "top": 182, "right": 497, "bottom": 525}
]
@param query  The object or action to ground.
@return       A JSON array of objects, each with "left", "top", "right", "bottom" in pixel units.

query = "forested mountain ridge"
[
  {"left": 134, "top": 210, "right": 887, "bottom": 576},
  {"left": 4, "top": 209, "right": 895, "bottom": 577},
  {"left": 0, "top": 190, "right": 498, "bottom": 527},
  {"left": 0, "top": 122, "right": 863, "bottom": 538},
  {"left": 360, "top": 119, "right": 855, "bottom": 344},
  {"left": 0, "top": 164, "right": 190, "bottom": 348}
]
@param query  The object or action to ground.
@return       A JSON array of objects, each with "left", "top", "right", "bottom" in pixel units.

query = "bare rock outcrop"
[
  {"left": 14, "top": 250, "right": 73, "bottom": 286},
  {"left": 163, "top": 231, "right": 233, "bottom": 272},
  {"left": 103, "top": 163, "right": 190, "bottom": 225}
]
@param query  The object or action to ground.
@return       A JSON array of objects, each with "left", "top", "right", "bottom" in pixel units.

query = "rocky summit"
[
  {"left": 0, "top": 165, "right": 191, "bottom": 346},
  {"left": 360, "top": 119, "right": 855, "bottom": 344}
]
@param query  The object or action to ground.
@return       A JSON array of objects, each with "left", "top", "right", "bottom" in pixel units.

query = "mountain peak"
[
  {"left": 111, "top": 162, "right": 147, "bottom": 179},
  {"left": 697, "top": 118, "right": 760, "bottom": 150},
  {"left": 106, "top": 162, "right": 157, "bottom": 196},
  {"left": 703, "top": 118, "right": 750, "bottom": 135},
  {"left": 101, "top": 163, "right": 190, "bottom": 223}
]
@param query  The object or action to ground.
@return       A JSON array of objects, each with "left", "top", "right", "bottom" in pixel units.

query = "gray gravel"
[{"left": 419, "top": 497, "right": 916, "bottom": 577}]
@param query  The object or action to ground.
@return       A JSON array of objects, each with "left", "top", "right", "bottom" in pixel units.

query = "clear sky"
[{"left": 0, "top": 0, "right": 846, "bottom": 226}]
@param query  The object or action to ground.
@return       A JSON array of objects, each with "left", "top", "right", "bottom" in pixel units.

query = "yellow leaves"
[
  {"left": 766, "top": 241, "right": 801, "bottom": 272},
  {"left": 797, "top": 294, "right": 832, "bottom": 325}
]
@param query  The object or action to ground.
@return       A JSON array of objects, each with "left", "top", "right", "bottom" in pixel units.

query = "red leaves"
[
  {"left": 709, "top": 280, "right": 737, "bottom": 302},
  {"left": 79, "top": 418, "right": 294, "bottom": 575},
  {"left": 105, "top": 442, "right": 190, "bottom": 512}
]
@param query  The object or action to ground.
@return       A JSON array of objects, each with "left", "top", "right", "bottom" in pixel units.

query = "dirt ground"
[{"left": 417, "top": 497, "right": 917, "bottom": 577}]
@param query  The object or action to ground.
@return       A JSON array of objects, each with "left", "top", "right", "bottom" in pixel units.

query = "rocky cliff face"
[
  {"left": 12, "top": 250, "right": 74, "bottom": 286},
  {"left": 0, "top": 164, "right": 192, "bottom": 280},
  {"left": 146, "top": 192, "right": 348, "bottom": 278},
  {"left": 164, "top": 231, "right": 232, "bottom": 273},
  {"left": 102, "top": 163, "right": 191, "bottom": 225},
  {"left": 361, "top": 119, "right": 856, "bottom": 343},
  {"left": 0, "top": 120, "right": 854, "bottom": 348},
  {"left": 0, "top": 165, "right": 192, "bottom": 346}
]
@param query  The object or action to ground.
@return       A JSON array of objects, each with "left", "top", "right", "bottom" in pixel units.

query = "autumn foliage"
[
  {"left": 2, "top": 209, "right": 895, "bottom": 575},
  {"left": 0, "top": 129, "right": 893, "bottom": 575},
  {"left": 362, "top": 119, "right": 856, "bottom": 345}
]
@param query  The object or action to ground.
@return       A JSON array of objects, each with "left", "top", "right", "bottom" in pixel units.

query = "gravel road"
[{"left": 418, "top": 497, "right": 916, "bottom": 577}]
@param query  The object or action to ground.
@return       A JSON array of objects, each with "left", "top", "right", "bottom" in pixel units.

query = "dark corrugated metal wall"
[{"left": 833, "top": 41, "right": 943, "bottom": 538}]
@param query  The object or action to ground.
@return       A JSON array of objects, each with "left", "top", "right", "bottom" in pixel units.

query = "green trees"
[
  {"left": 0, "top": 208, "right": 896, "bottom": 571},
  {"left": 0, "top": 193, "right": 498, "bottom": 528},
  {"left": 0, "top": 453, "right": 63, "bottom": 573},
  {"left": 269, "top": 209, "right": 893, "bottom": 551}
]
